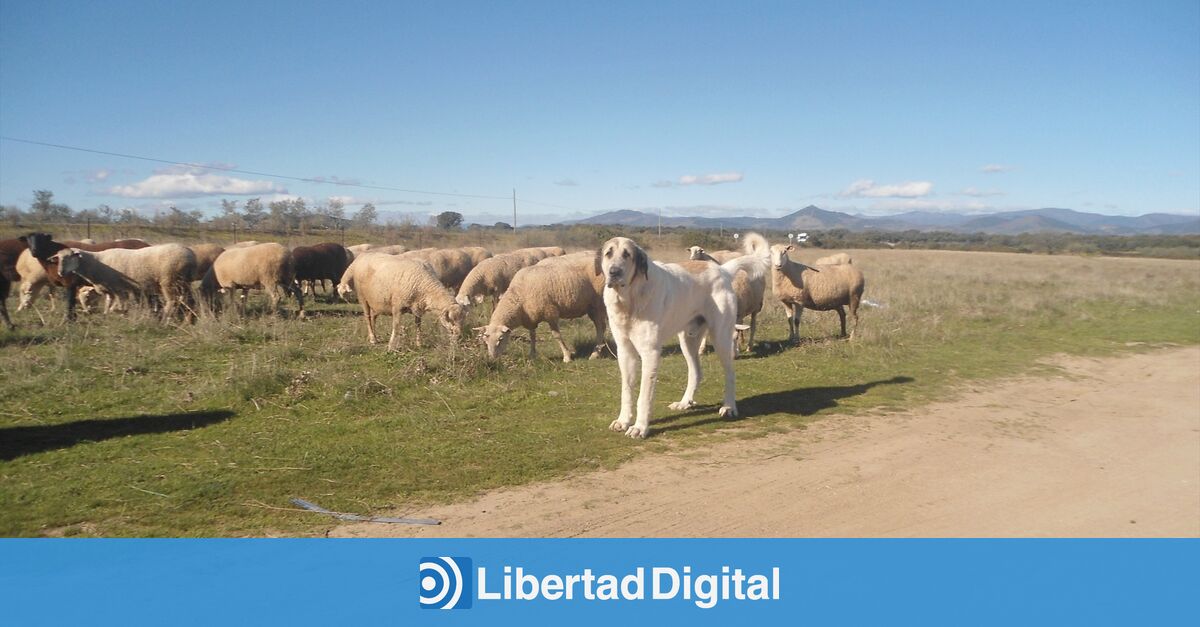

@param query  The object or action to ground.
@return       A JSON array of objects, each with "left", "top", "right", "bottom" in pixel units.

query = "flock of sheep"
[{"left": 0, "top": 231, "right": 865, "bottom": 360}]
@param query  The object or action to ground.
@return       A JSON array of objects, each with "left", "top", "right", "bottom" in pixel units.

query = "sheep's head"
[
  {"left": 687, "top": 245, "right": 706, "bottom": 260},
  {"left": 769, "top": 244, "right": 794, "bottom": 269},
  {"left": 440, "top": 304, "right": 466, "bottom": 338},
  {"left": 21, "top": 232, "right": 57, "bottom": 260},
  {"left": 77, "top": 286, "right": 102, "bottom": 313},
  {"left": 52, "top": 248, "right": 85, "bottom": 276},
  {"left": 598, "top": 237, "right": 649, "bottom": 290},
  {"left": 336, "top": 282, "right": 354, "bottom": 301},
  {"left": 475, "top": 324, "right": 513, "bottom": 359}
]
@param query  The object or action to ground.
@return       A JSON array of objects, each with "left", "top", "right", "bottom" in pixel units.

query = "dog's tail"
[{"left": 722, "top": 232, "right": 769, "bottom": 284}]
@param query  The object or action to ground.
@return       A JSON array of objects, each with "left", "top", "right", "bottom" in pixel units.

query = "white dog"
[{"left": 597, "top": 236, "right": 768, "bottom": 438}]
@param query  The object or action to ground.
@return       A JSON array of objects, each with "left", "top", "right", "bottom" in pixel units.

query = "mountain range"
[{"left": 564, "top": 206, "right": 1200, "bottom": 236}]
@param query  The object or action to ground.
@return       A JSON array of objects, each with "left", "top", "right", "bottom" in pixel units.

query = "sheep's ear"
[
  {"left": 499, "top": 325, "right": 511, "bottom": 334},
  {"left": 786, "top": 244, "right": 794, "bottom": 252},
  {"left": 634, "top": 245, "right": 649, "bottom": 281}
]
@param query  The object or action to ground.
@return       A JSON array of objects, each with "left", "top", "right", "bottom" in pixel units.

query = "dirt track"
[{"left": 334, "top": 347, "right": 1200, "bottom": 538}]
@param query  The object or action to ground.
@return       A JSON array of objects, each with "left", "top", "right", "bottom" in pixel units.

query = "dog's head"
[{"left": 597, "top": 237, "right": 649, "bottom": 290}]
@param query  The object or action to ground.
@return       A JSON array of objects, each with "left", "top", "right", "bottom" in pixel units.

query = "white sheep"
[
  {"left": 814, "top": 252, "right": 852, "bottom": 265},
  {"left": 15, "top": 249, "right": 57, "bottom": 312},
  {"left": 770, "top": 243, "right": 865, "bottom": 341},
  {"left": 51, "top": 244, "right": 198, "bottom": 320},
  {"left": 188, "top": 243, "right": 225, "bottom": 281},
  {"left": 227, "top": 240, "right": 261, "bottom": 249},
  {"left": 687, "top": 246, "right": 742, "bottom": 263},
  {"left": 691, "top": 233, "right": 770, "bottom": 353},
  {"left": 200, "top": 243, "right": 304, "bottom": 318},
  {"left": 460, "top": 246, "right": 494, "bottom": 265},
  {"left": 475, "top": 252, "right": 607, "bottom": 363},
  {"left": 337, "top": 254, "right": 466, "bottom": 350},
  {"left": 455, "top": 252, "right": 538, "bottom": 307},
  {"left": 421, "top": 248, "right": 478, "bottom": 291}
]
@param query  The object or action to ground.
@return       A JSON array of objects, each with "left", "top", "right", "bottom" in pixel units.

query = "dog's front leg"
[
  {"left": 609, "top": 336, "right": 639, "bottom": 433},
  {"left": 626, "top": 345, "right": 661, "bottom": 439}
]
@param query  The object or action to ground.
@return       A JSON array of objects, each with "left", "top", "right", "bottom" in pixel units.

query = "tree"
[
  {"left": 436, "top": 210, "right": 464, "bottom": 230},
  {"left": 493, "top": 221, "right": 513, "bottom": 230},
  {"left": 30, "top": 190, "right": 72, "bottom": 222},
  {"left": 1, "top": 204, "right": 21, "bottom": 227},
  {"left": 352, "top": 203, "right": 377, "bottom": 229},
  {"left": 267, "top": 200, "right": 292, "bottom": 232},
  {"left": 242, "top": 197, "right": 265, "bottom": 229}
]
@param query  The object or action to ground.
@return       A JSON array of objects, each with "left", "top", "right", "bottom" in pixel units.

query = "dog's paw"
[
  {"left": 625, "top": 426, "right": 648, "bottom": 439},
  {"left": 609, "top": 419, "right": 630, "bottom": 432},
  {"left": 668, "top": 400, "right": 696, "bottom": 411},
  {"left": 718, "top": 406, "right": 738, "bottom": 419}
]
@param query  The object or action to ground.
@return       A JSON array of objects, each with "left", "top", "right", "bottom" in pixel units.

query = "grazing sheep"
[
  {"left": 352, "top": 244, "right": 408, "bottom": 255},
  {"left": 420, "top": 248, "right": 477, "bottom": 291},
  {"left": 15, "top": 249, "right": 57, "bottom": 313},
  {"left": 21, "top": 233, "right": 152, "bottom": 322},
  {"left": 51, "top": 244, "right": 198, "bottom": 320},
  {"left": 460, "top": 246, "right": 494, "bottom": 265},
  {"left": 346, "top": 243, "right": 375, "bottom": 256},
  {"left": 687, "top": 246, "right": 742, "bottom": 263},
  {"left": 188, "top": 243, "right": 225, "bottom": 282},
  {"left": 228, "top": 240, "right": 261, "bottom": 249},
  {"left": 770, "top": 244, "right": 865, "bottom": 341},
  {"left": 76, "top": 285, "right": 104, "bottom": 313},
  {"left": 337, "top": 255, "right": 465, "bottom": 350},
  {"left": 455, "top": 253, "right": 538, "bottom": 306},
  {"left": 200, "top": 243, "right": 305, "bottom": 318},
  {"left": 814, "top": 252, "right": 852, "bottom": 265},
  {"left": 475, "top": 252, "right": 607, "bottom": 363},
  {"left": 292, "top": 242, "right": 350, "bottom": 297}
]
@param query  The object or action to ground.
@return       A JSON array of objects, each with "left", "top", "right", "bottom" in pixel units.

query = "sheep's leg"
[
  {"left": 364, "top": 303, "right": 378, "bottom": 344},
  {"left": 669, "top": 331, "right": 703, "bottom": 411},
  {"left": 16, "top": 282, "right": 37, "bottom": 312},
  {"left": 848, "top": 294, "right": 861, "bottom": 339},
  {"left": 387, "top": 309, "right": 402, "bottom": 351},
  {"left": 788, "top": 304, "right": 802, "bottom": 343},
  {"left": 609, "top": 335, "right": 639, "bottom": 434},
  {"left": 412, "top": 315, "right": 423, "bottom": 348},
  {"left": 627, "top": 345, "right": 661, "bottom": 439},
  {"left": 587, "top": 308, "right": 607, "bottom": 359},
  {"left": 712, "top": 319, "right": 739, "bottom": 419},
  {"left": 747, "top": 311, "right": 758, "bottom": 353},
  {"left": 698, "top": 332, "right": 709, "bottom": 354},
  {"left": 292, "top": 283, "right": 306, "bottom": 319},
  {"left": 547, "top": 320, "right": 572, "bottom": 363},
  {"left": 0, "top": 282, "right": 12, "bottom": 330},
  {"left": 836, "top": 306, "right": 847, "bottom": 338},
  {"left": 528, "top": 327, "right": 537, "bottom": 358}
]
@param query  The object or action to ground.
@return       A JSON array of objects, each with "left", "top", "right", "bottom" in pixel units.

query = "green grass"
[{"left": 2, "top": 249, "right": 1198, "bottom": 536}]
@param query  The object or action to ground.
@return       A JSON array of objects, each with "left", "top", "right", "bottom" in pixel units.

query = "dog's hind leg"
[{"left": 669, "top": 330, "right": 703, "bottom": 411}]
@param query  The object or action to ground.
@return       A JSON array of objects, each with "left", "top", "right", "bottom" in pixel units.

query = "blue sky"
[{"left": 1, "top": 0, "right": 1197, "bottom": 224}]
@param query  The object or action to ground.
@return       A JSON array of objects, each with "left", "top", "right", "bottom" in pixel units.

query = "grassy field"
[{"left": 1, "top": 248, "right": 1198, "bottom": 536}]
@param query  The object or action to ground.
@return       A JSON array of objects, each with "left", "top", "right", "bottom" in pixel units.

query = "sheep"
[
  {"left": 346, "top": 243, "right": 375, "bottom": 256},
  {"left": 51, "top": 244, "right": 198, "bottom": 320},
  {"left": 814, "top": 252, "right": 852, "bottom": 265},
  {"left": 76, "top": 285, "right": 104, "bottom": 313},
  {"left": 455, "top": 253, "right": 538, "bottom": 307},
  {"left": 291, "top": 242, "right": 350, "bottom": 297},
  {"left": 15, "top": 249, "right": 57, "bottom": 313},
  {"left": 200, "top": 243, "right": 305, "bottom": 318},
  {"left": 421, "top": 248, "right": 477, "bottom": 291},
  {"left": 188, "top": 243, "right": 225, "bottom": 282},
  {"left": 0, "top": 237, "right": 29, "bottom": 329},
  {"left": 691, "top": 233, "right": 770, "bottom": 353},
  {"left": 475, "top": 252, "right": 607, "bottom": 363},
  {"left": 687, "top": 246, "right": 742, "bottom": 263},
  {"left": 460, "top": 246, "right": 494, "bottom": 265},
  {"left": 228, "top": 240, "right": 261, "bottom": 249},
  {"left": 336, "top": 254, "right": 466, "bottom": 350},
  {"left": 20, "top": 233, "right": 152, "bottom": 322},
  {"left": 770, "top": 243, "right": 865, "bottom": 341},
  {"left": 351, "top": 244, "right": 408, "bottom": 255}
]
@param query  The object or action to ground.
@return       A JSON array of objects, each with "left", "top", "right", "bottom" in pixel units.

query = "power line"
[{"left": 0, "top": 136, "right": 578, "bottom": 210}]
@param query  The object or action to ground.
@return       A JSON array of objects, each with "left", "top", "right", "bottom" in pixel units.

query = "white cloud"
[
  {"left": 554, "top": 178, "right": 580, "bottom": 187},
  {"left": 981, "top": 164, "right": 1014, "bottom": 174},
  {"left": 959, "top": 187, "right": 1004, "bottom": 197},
  {"left": 840, "top": 179, "right": 933, "bottom": 198},
  {"left": 678, "top": 172, "right": 744, "bottom": 186},
  {"left": 650, "top": 180, "right": 675, "bottom": 188},
  {"left": 107, "top": 173, "right": 286, "bottom": 198}
]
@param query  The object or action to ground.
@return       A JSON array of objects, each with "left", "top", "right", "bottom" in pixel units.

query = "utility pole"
[
  {"left": 658, "top": 208, "right": 662, "bottom": 237},
  {"left": 512, "top": 188, "right": 518, "bottom": 232}
]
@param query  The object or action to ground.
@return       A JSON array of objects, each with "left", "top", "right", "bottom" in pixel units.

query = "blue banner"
[{"left": 2, "top": 539, "right": 1196, "bottom": 625}]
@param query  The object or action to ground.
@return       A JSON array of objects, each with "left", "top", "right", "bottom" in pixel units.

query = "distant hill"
[{"left": 564, "top": 205, "right": 1200, "bottom": 235}]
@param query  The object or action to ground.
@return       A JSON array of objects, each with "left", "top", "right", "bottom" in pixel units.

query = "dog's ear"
[
  {"left": 593, "top": 248, "right": 603, "bottom": 276},
  {"left": 634, "top": 245, "right": 649, "bottom": 281}
]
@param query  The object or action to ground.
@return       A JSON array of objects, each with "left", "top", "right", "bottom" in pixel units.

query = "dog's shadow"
[{"left": 651, "top": 375, "right": 914, "bottom": 435}]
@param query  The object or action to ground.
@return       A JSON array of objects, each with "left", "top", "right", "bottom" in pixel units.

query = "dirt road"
[{"left": 334, "top": 347, "right": 1200, "bottom": 538}]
